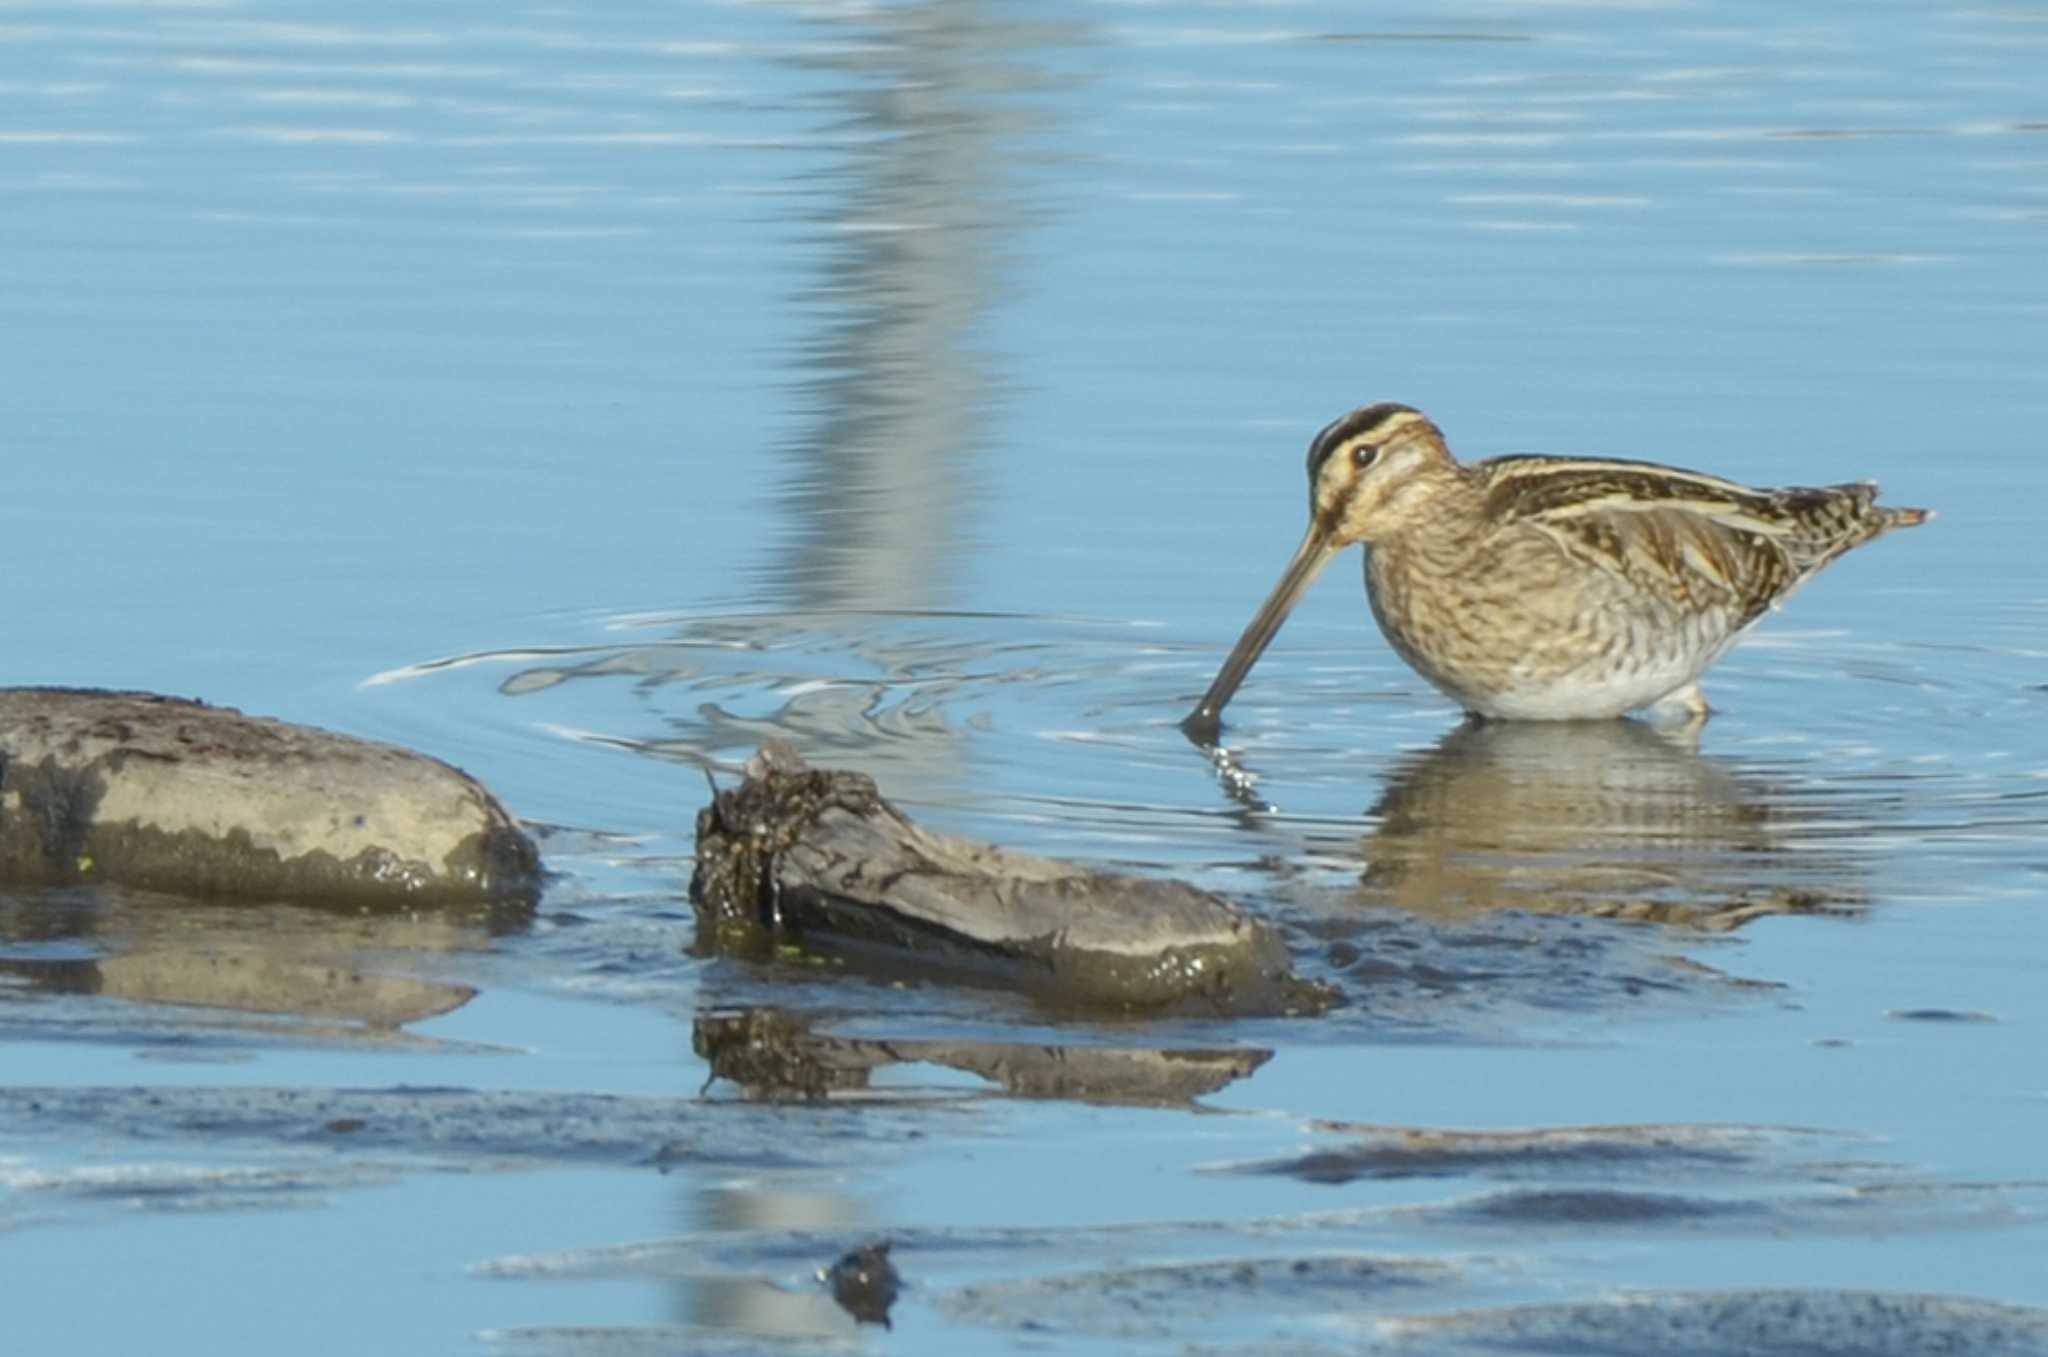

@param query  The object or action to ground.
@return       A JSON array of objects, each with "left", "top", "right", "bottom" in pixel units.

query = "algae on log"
[
  {"left": 0, "top": 687, "right": 539, "bottom": 906},
  {"left": 690, "top": 744, "right": 1328, "bottom": 1016}
]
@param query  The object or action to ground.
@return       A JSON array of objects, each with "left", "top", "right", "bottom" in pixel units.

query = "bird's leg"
[
  {"left": 1668, "top": 681, "right": 1711, "bottom": 717},
  {"left": 1642, "top": 681, "right": 1714, "bottom": 731}
]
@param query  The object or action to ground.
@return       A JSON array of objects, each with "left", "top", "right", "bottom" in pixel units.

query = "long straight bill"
[{"left": 1181, "top": 524, "right": 1342, "bottom": 742}]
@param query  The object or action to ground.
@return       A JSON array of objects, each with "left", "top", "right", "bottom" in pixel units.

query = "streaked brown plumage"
[{"left": 1184, "top": 403, "right": 1929, "bottom": 736}]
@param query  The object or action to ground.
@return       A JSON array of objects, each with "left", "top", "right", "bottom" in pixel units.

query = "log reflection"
[{"left": 695, "top": 1006, "right": 1269, "bottom": 1107}]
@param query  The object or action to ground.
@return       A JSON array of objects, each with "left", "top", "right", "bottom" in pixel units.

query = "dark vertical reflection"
[
  {"left": 765, "top": 3, "right": 1063, "bottom": 611},
  {"left": 657, "top": 11, "right": 1073, "bottom": 1334},
  {"left": 669, "top": 1183, "right": 867, "bottom": 1339},
  {"left": 489, "top": 6, "right": 1073, "bottom": 787}
]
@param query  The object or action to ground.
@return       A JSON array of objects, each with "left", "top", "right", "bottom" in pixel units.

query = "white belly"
[{"left": 1455, "top": 660, "right": 1706, "bottom": 720}]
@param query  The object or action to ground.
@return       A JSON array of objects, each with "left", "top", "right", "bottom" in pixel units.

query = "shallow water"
[{"left": 7, "top": 2, "right": 2048, "bottom": 1353}]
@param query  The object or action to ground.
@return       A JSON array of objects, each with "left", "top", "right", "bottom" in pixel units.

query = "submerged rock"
[
  {"left": 0, "top": 687, "right": 539, "bottom": 906},
  {"left": 821, "top": 1240, "right": 901, "bottom": 1329},
  {"left": 689, "top": 743, "right": 1328, "bottom": 1016}
]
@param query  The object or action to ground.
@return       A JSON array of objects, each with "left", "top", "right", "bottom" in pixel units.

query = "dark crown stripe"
[{"left": 1307, "top": 402, "right": 1422, "bottom": 478}]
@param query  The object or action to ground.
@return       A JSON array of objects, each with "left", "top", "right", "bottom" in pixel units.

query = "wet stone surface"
[
  {"left": 0, "top": 688, "right": 539, "bottom": 906},
  {"left": 690, "top": 743, "right": 1328, "bottom": 1017}
]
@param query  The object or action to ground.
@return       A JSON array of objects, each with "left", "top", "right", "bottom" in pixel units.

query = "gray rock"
[{"left": 0, "top": 687, "right": 538, "bottom": 906}]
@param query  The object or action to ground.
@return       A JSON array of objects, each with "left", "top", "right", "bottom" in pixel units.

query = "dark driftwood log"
[
  {"left": 690, "top": 744, "right": 1327, "bottom": 1016},
  {"left": 0, "top": 687, "right": 539, "bottom": 906}
]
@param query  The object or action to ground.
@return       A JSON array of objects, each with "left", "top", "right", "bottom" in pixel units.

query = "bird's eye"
[{"left": 1352, "top": 444, "right": 1379, "bottom": 469}]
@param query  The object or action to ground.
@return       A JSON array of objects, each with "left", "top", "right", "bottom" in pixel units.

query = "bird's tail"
[{"left": 1835, "top": 481, "right": 1932, "bottom": 535}]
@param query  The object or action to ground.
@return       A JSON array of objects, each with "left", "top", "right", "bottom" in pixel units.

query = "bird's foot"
[
  {"left": 1640, "top": 682, "right": 1712, "bottom": 743},
  {"left": 1663, "top": 681, "right": 1712, "bottom": 718}
]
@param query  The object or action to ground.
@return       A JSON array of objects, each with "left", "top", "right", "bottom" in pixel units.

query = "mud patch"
[
  {"left": 936, "top": 1253, "right": 1466, "bottom": 1339},
  {"left": 0, "top": 1084, "right": 968, "bottom": 1187},
  {"left": 1220, "top": 1121, "right": 1824, "bottom": 1185},
  {"left": 2, "top": 1160, "right": 394, "bottom": 1218},
  {"left": 1373, "top": 1289, "right": 2048, "bottom": 1355}
]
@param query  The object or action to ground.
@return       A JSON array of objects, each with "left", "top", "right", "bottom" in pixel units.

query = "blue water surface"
[{"left": 5, "top": 2, "right": 2048, "bottom": 1353}]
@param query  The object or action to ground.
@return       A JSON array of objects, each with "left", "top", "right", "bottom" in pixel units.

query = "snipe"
[{"left": 1183, "top": 403, "right": 1929, "bottom": 738}]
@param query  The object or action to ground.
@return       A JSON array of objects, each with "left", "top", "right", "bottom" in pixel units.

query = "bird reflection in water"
[
  {"left": 1365, "top": 720, "right": 1866, "bottom": 928},
  {"left": 1205, "top": 720, "right": 1867, "bottom": 931}
]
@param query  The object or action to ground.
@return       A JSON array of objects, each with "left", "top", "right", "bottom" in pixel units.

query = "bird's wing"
[{"left": 1477, "top": 456, "right": 1835, "bottom": 623}]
